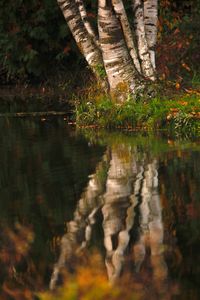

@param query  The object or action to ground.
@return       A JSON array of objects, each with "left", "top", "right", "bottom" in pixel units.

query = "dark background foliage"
[
  {"left": 0, "top": 0, "right": 199, "bottom": 84},
  {"left": 0, "top": 0, "right": 76, "bottom": 83}
]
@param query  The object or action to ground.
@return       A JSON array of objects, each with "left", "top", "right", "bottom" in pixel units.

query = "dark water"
[{"left": 0, "top": 118, "right": 200, "bottom": 299}]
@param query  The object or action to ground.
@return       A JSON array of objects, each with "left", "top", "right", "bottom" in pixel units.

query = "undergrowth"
[{"left": 75, "top": 88, "right": 200, "bottom": 138}]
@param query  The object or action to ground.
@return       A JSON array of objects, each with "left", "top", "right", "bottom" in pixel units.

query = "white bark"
[
  {"left": 57, "top": 0, "right": 102, "bottom": 69},
  {"left": 98, "top": 0, "right": 140, "bottom": 99},
  {"left": 57, "top": 0, "right": 159, "bottom": 101},
  {"left": 144, "top": 0, "right": 158, "bottom": 69},
  {"left": 112, "top": 0, "right": 142, "bottom": 73},
  {"left": 75, "top": 0, "right": 99, "bottom": 47},
  {"left": 132, "top": 0, "right": 155, "bottom": 80}
]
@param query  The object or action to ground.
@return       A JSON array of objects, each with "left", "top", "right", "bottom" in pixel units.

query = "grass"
[{"left": 74, "top": 84, "right": 200, "bottom": 138}]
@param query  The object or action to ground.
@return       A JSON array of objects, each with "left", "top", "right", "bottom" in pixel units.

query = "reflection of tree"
[
  {"left": 159, "top": 151, "right": 200, "bottom": 298},
  {"left": 133, "top": 159, "right": 168, "bottom": 298},
  {"left": 50, "top": 144, "right": 169, "bottom": 295},
  {"left": 102, "top": 145, "right": 139, "bottom": 283},
  {"left": 0, "top": 119, "right": 106, "bottom": 293},
  {"left": 50, "top": 150, "right": 110, "bottom": 290}
]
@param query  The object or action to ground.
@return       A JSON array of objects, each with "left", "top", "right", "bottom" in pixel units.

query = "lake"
[{"left": 0, "top": 118, "right": 200, "bottom": 299}]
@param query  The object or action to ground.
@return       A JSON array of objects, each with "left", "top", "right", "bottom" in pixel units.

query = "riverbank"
[
  {"left": 75, "top": 82, "right": 200, "bottom": 138},
  {"left": 0, "top": 80, "right": 200, "bottom": 138}
]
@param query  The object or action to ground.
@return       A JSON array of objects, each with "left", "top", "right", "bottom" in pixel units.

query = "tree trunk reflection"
[{"left": 50, "top": 144, "right": 169, "bottom": 294}]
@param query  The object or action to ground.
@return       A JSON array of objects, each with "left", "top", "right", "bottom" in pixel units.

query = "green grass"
[{"left": 75, "top": 91, "right": 200, "bottom": 138}]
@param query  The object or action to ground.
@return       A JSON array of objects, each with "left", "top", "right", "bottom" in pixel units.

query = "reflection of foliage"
[
  {"left": 1, "top": 120, "right": 200, "bottom": 299},
  {"left": 160, "top": 150, "right": 200, "bottom": 287},
  {"left": 0, "top": 118, "right": 105, "bottom": 298},
  {"left": 0, "top": 223, "right": 34, "bottom": 300},
  {"left": 0, "top": 118, "right": 104, "bottom": 225},
  {"left": 42, "top": 264, "right": 114, "bottom": 300},
  {"left": 78, "top": 129, "right": 200, "bottom": 157},
  {"left": 40, "top": 249, "right": 180, "bottom": 300},
  {"left": 39, "top": 252, "right": 143, "bottom": 300}
]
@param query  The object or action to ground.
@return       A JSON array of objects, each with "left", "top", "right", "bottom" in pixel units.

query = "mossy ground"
[{"left": 74, "top": 81, "right": 200, "bottom": 138}]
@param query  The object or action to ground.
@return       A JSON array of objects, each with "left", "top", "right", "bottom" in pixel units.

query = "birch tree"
[{"left": 57, "top": 0, "right": 158, "bottom": 101}]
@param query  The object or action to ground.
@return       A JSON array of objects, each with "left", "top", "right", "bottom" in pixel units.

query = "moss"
[
  {"left": 94, "top": 64, "right": 107, "bottom": 79},
  {"left": 115, "top": 82, "right": 129, "bottom": 92},
  {"left": 110, "top": 81, "right": 130, "bottom": 103}
]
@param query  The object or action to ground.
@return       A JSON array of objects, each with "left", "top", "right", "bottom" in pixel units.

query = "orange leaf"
[{"left": 181, "top": 62, "right": 191, "bottom": 72}]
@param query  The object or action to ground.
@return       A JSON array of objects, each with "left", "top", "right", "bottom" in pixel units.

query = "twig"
[{"left": 0, "top": 111, "right": 72, "bottom": 118}]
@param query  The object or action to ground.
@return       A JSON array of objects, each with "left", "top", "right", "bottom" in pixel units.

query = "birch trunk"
[
  {"left": 57, "top": 0, "right": 102, "bottom": 73},
  {"left": 132, "top": 0, "right": 155, "bottom": 80},
  {"left": 112, "top": 0, "right": 141, "bottom": 73},
  {"left": 144, "top": 0, "right": 158, "bottom": 69},
  {"left": 57, "top": 0, "right": 159, "bottom": 101},
  {"left": 98, "top": 0, "right": 140, "bottom": 100},
  {"left": 75, "top": 0, "right": 99, "bottom": 47}
]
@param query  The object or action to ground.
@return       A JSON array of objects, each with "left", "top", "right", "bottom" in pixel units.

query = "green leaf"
[
  {"left": 30, "top": 26, "right": 49, "bottom": 40},
  {"left": 59, "top": 24, "right": 70, "bottom": 39}
]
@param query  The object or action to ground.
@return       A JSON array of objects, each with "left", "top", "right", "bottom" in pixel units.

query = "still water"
[{"left": 0, "top": 118, "right": 200, "bottom": 299}]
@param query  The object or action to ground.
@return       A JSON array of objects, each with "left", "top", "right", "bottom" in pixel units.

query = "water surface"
[{"left": 0, "top": 118, "right": 200, "bottom": 299}]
